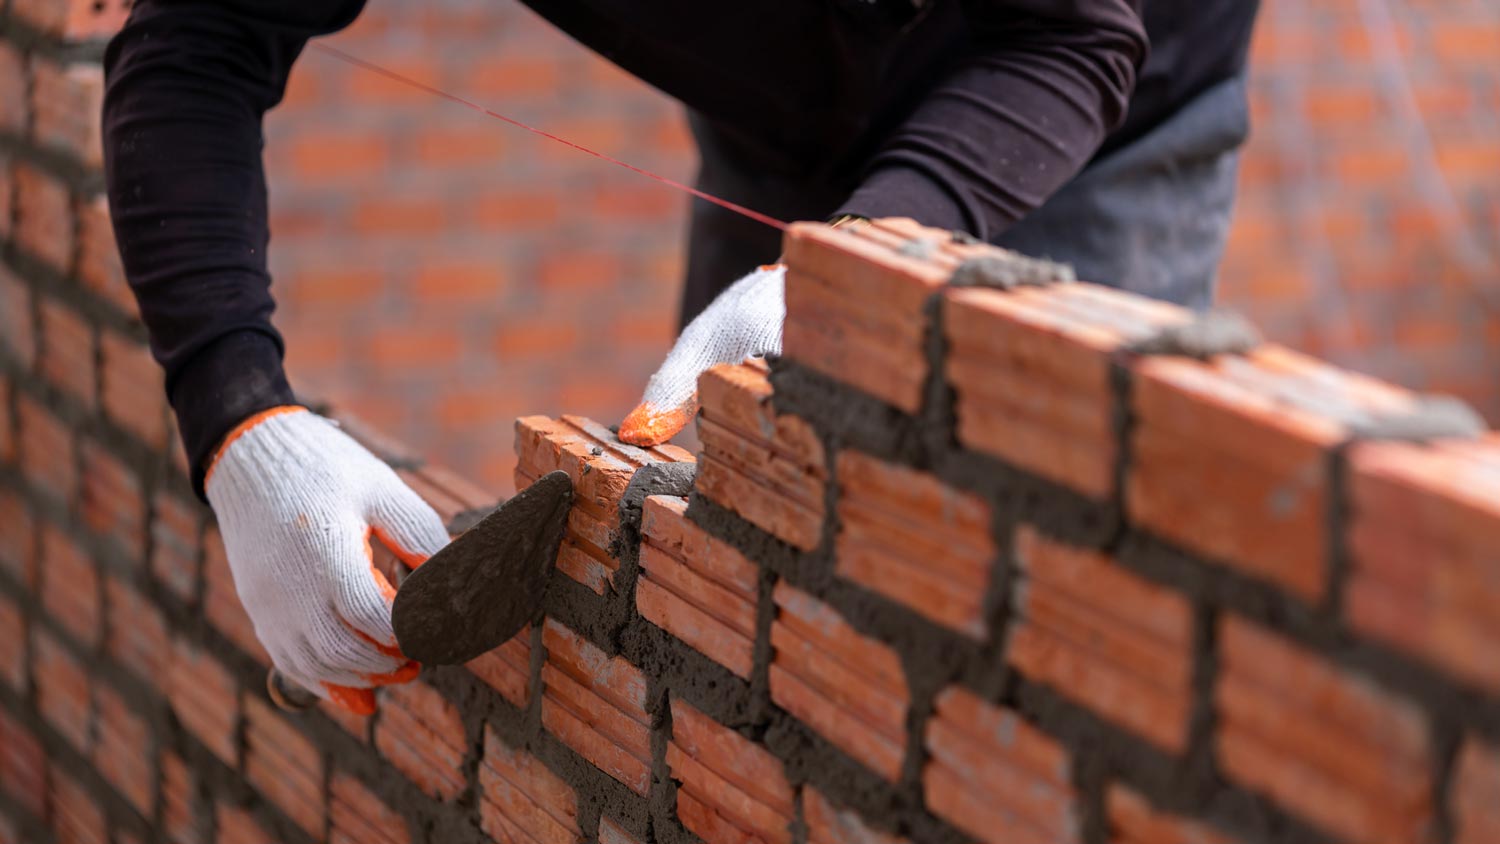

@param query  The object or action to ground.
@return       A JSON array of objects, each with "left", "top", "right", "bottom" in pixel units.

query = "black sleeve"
[
  {"left": 102, "top": 0, "right": 365, "bottom": 498},
  {"left": 837, "top": 0, "right": 1148, "bottom": 239}
]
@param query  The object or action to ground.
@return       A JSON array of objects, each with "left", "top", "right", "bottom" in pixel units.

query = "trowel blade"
[{"left": 392, "top": 470, "right": 573, "bottom": 665}]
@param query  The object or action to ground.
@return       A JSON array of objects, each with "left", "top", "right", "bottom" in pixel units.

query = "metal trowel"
[{"left": 267, "top": 470, "right": 574, "bottom": 710}]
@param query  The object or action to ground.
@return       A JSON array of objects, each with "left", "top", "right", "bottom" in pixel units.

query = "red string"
[{"left": 310, "top": 42, "right": 790, "bottom": 232}]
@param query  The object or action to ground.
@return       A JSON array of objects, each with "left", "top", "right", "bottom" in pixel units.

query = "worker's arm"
[
  {"left": 104, "top": 1, "right": 449, "bottom": 714},
  {"left": 836, "top": 0, "right": 1148, "bottom": 238}
]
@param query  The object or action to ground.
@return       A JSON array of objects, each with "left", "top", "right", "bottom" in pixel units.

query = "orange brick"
[
  {"left": 0, "top": 593, "right": 24, "bottom": 692},
  {"left": 331, "top": 773, "right": 411, "bottom": 844},
  {"left": 770, "top": 583, "right": 907, "bottom": 781},
  {"left": 835, "top": 451, "right": 993, "bottom": 637},
  {"left": 804, "top": 787, "right": 906, "bottom": 844},
  {"left": 0, "top": 267, "right": 34, "bottom": 368},
  {"left": 1106, "top": 785, "right": 1239, "bottom": 844},
  {"left": 80, "top": 438, "right": 145, "bottom": 557},
  {"left": 376, "top": 681, "right": 467, "bottom": 800},
  {"left": 40, "top": 522, "right": 99, "bottom": 646},
  {"left": 0, "top": 489, "right": 35, "bottom": 587},
  {"left": 923, "top": 686, "right": 1077, "bottom": 844},
  {"left": 0, "top": 708, "right": 48, "bottom": 818},
  {"left": 541, "top": 619, "right": 651, "bottom": 794},
  {"left": 50, "top": 768, "right": 106, "bottom": 844},
  {"left": 0, "top": 44, "right": 24, "bottom": 134},
  {"left": 13, "top": 164, "right": 74, "bottom": 272},
  {"left": 154, "top": 492, "right": 203, "bottom": 604},
  {"left": 1452, "top": 736, "right": 1500, "bottom": 844},
  {"left": 100, "top": 332, "right": 170, "bottom": 448},
  {"left": 1215, "top": 616, "right": 1432, "bottom": 844},
  {"left": 169, "top": 637, "right": 239, "bottom": 766},
  {"left": 93, "top": 684, "right": 153, "bottom": 814},
  {"left": 76, "top": 196, "right": 134, "bottom": 318},
  {"left": 467, "top": 627, "right": 532, "bottom": 709},
  {"left": 29, "top": 57, "right": 103, "bottom": 167},
  {"left": 18, "top": 393, "right": 75, "bottom": 505},
  {"left": 104, "top": 575, "right": 170, "bottom": 680},
  {"left": 600, "top": 816, "right": 641, "bottom": 844},
  {"left": 639, "top": 495, "right": 758, "bottom": 678},
  {"left": 244, "top": 695, "right": 324, "bottom": 836},
  {"left": 160, "top": 753, "right": 204, "bottom": 844},
  {"left": 39, "top": 297, "right": 95, "bottom": 407},
  {"left": 214, "top": 804, "right": 274, "bottom": 844},
  {"left": 479, "top": 726, "right": 579, "bottom": 844},
  {"left": 668, "top": 697, "right": 793, "bottom": 844},
  {"left": 33, "top": 629, "right": 90, "bottom": 753}
]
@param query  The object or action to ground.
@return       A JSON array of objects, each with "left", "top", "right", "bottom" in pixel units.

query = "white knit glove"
[
  {"left": 205, "top": 406, "right": 450, "bottom": 714},
  {"left": 619, "top": 264, "right": 785, "bottom": 445}
]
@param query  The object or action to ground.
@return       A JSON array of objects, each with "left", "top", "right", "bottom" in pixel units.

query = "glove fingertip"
[
  {"left": 322, "top": 683, "right": 376, "bottom": 716},
  {"left": 618, "top": 400, "right": 694, "bottom": 446}
]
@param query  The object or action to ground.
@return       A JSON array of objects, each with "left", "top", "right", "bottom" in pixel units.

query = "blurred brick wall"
[
  {"left": 263, "top": 0, "right": 695, "bottom": 493},
  {"left": 1219, "top": 0, "right": 1500, "bottom": 420}
]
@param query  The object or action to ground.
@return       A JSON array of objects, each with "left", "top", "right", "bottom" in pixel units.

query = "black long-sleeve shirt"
[{"left": 101, "top": 0, "right": 1257, "bottom": 497}]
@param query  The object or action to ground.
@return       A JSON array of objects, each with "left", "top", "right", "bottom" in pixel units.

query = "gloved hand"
[
  {"left": 619, "top": 263, "right": 785, "bottom": 445},
  {"left": 205, "top": 406, "right": 450, "bottom": 714}
]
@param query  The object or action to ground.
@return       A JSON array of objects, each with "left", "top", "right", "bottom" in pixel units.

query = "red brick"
[
  {"left": 769, "top": 583, "right": 907, "bottom": 781},
  {"left": 0, "top": 44, "right": 25, "bottom": 134},
  {"left": 835, "top": 451, "right": 993, "bottom": 638},
  {"left": 331, "top": 773, "right": 410, "bottom": 844},
  {"left": 924, "top": 686, "right": 1078, "bottom": 844},
  {"left": 80, "top": 439, "right": 145, "bottom": 558},
  {"left": 39, "top": 296, "right": 95, "bottom": 407},
  {"left": 466, "top": 626, "right": 532, "bottom": 708},
  {"left": 0, "top": 592, "right": 25, "bottom": 693},
  {"left": 13, "top": 164, "right": 74, "bottom": 272},
  {"left": 100, "top": 332, "right": 170, "bottom": 448},
  {"left": 1452, "top": 736, "right": 1500, "bottom": 844},
  {"left": 40, "top": 522, "right": 99, "bottom": 646},
  {"left": 639, "top": 495, "right": 758, "bottom": 678},
  {"left": 13, "top": 0, "right": 128, "bottom": 39},
  {"left": 29, "top": 57, "right": 103, "bottom": 167},
  {"left": 94, "top": 683, "right": 154, "bottom": 814},
  {"left": 202, "top": 525, "right": 269, "bottom": 666},
  {"left": 244, "top": 695, "right": 325, "bottom": 836},
  {"left": 695, "top": 363, "right": 826, "bottom": 551},
  {"left": 1215, "top": 616, "right": 1432, "bottom": 844},
  {"left": 0, "top": 374, "right": 11, "bottom": 467},
  {"left": 0, "top": 267, "right": 34, "bottom": 369},
  {"left": 1106, "top": 785, "right": 1240, "bottom": 844},
  {"left": 541, "top": 618, "right": 651, "bottom": 795},
  {"left": 599, "top": 816, "right": 641, "bottom": 844},
  {"left": 376, "top": 681, "right": 468, "bottom": 801},
  {"left": 154, "top": 492, "right": 203, "bottom": 606},
  {"left": 50, "top": 768, "right": 106, "bottom": 844},
  {"left": 1006, "top": 527, "right": 1193, "bottom": 752},
  {"left": 161, "top": 753, "right": 205, "bottom": 844},
  {"left": 33, "top": 628, "right": 90, "bottom": 752},
  {"left": 0, "top": 708, "right": 48, "bottom": 818},
  {"left": 169, "top": 637, "right": 239, "bottom": 766},
  {"left": 287, "top": 130, "right": 390, "bottom": 183},
  {"left": 214, "top": 804, "right": 274, "bottom": 844},
  {"left": 76, "top": 196, "right": 133, "bottom": 317},
  {"left": 668, "top": 697, "right": 793, "bottom": 844},
  {"left": 18, "top": 393, "right": 75, "bottom": 505},
  {"left": 479, "top": 726, "right": 579, "bottom": 844},
  {"left": 804, "top": 787, "right": 906, "bottom": 844},
  {"left": 0, "top": 490, "right": 36, "bottom": 588},
  {"left": 104, "top": 574, "right": 170, "bottom": 681}
]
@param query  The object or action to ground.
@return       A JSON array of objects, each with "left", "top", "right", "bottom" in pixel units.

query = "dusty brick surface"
[
  {"left": 1106, "top": 786, "right": 1240, "bottom": 844},
  {"left": 669, "top": 697, "right": 793, "bottom": 844},
  {"left": 804, "top": 787, "right": 906, "bottom": 844},
  {"left": 467, "top": 627, "right": 533, "bottom": 709},
  {"left": 480, "top": 727, "right": 579, "bottom": 844},
  {"left": 541, "top": 618, "right": 651, "bottom": 795}
]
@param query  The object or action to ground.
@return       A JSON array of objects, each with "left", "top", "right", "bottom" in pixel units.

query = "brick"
[
  {"left": 29, "top": 57, "right": 103, "bottom": 167},
  {"left": 104, "top": 574, "right": 170, "bottom": 680},
  {"left": 155, "top": 493, "right": 204, "bottom": 605},
  {"left": 0, "top": 593, "right": 24, "bottom": 692},
  {"left": 695, "top": 363, "right": 826, "bottom": 551},
  {"left": 100, "top": 332, "right": 170, "bottom": 448},
  {"left": 0, "top": 267, "right": 33, "bottom": 368},
  {"left": 0, "top": 375, "right": 10, "bottom": 466},
  {"left": 0, "top": 44, "right": 25, "bottom": 134},
  {"left": 39, "top": 522, "right": 100, "bottom": 646},
  {"left": 94, "top": 683, "right": 154, "bottom": 814},
  {"left": 77, "top": 196, "right": 135, "bottom": 318},
  {"left": 600, "top": 816, "right": 641, "bottom": 844},
  {"left": 515, "top": 414, "right": 691, "bottom": 593},
  {"left": 541, "top": 618, "right": 651, "bottom": 794},
  {"left": 668, "top": 697, "right": 793, "bottom": 844},
  {"left": 924, "top": 686, "right": 1078, "bottom": 844},
  {"left": 479, "top": 726, "right": 579, "bottom": 844},
  {"left": 161, "top": 753, "right": 206, "bottom": 844},
  {"left": 214, "top": 804, "right": 274, "bottom": 844},
  {"left": 0, "top": 708, "right": 48, "bottom": 818},
  {"left": 1215, "top": 616, "right": 1432, "bottom": 844},
  {"left": 835, "top": 451, "right": 993, "bottom": 638},
  {"left": 331, "top": 773, "right": 411, "bottom": 844},
  {"left": 18, "top": 392, "right": 76, "bottom": 505},
  {"left": 13, "top": 0, "right": 129, "bottom": 39},
  {"left": 1452, "top": 736, "right": 1500, "bottom": 844},
  {"left": 50, "top": 768, "right": 106, "bottom": 844},
  {"left": 466, "top": 626, "right": 532, "bottom": 709},
  {"left": 13, "top": 164, "right": 74, "bottom": 272},
  {"left": 203, "top": 525, "right": 271, "bottom": 666},
  {"left": 244, "top": 695, "right": 325, "bottom": 836},
  {"left": 169, "top": 637, "right": 239, "bottom": 766},
  {"left": 639, "top": 495, "right": 758, "bottom": 678},
  {"left": 376, "top": 681, "right": 468, "bottom": 800},
  {"left": 1106, "top": 785, "right": 1240, "bottom": 844},
  {"left": 804, "top": 788, "right": 906, "bottom": 844},
  {"left": 769, "top": 583, "right": 907, "bottom": 781},
  {"left": 1006, "top": 527, "right": 1193, "bottom": 753},
  {"left": 33, "top": 628, "right": 91, "bottom": 752},
  {"left": 39, "top": 296, "right": 96, "bottom": 407},
  {"left": 80, "top": 438, "right": 146, "bottom": 558},
  {"left": 0, "top": 489, "right": 36, "bottom": 587}
]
